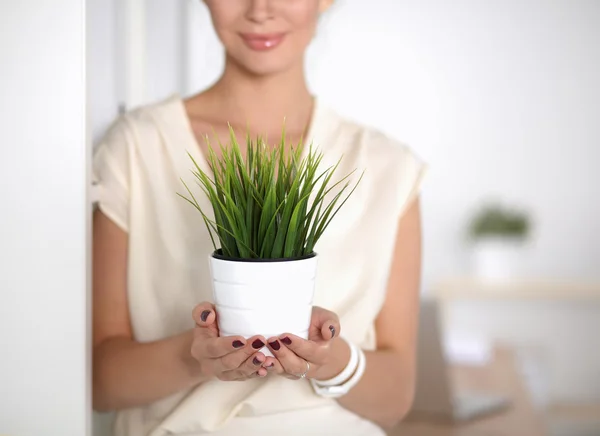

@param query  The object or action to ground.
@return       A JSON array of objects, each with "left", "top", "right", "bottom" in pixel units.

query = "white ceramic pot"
[
  {"left": 471, "top": 237, "right": 524, "bottom": 282},
  {"left": 209, "top": 252, "right": 318, "bottom": 356}
]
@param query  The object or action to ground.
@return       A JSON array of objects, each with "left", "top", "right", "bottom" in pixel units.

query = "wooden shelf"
[{"left": 432, "top": 278, "right": 600, "bottom": 301}]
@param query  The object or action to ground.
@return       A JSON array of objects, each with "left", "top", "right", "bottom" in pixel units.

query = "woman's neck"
[{"left": 202, "top": 56, "right": 314, "bottom": 137}]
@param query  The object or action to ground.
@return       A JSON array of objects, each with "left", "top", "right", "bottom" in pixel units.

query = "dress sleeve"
[
  {"left": 92, "top": 116, "right": 132, "bottom": 232},
  {"left": 395, "top": 142, "right": 427, "bottom": 216}
]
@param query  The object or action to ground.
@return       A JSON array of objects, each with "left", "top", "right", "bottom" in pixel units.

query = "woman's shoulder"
[
  {"left": 115, "top": 95, "right": 184, "bottom": 133},
  {"left": 317, "top": 102, "right": 425, "bottom": 172},
  {"left": 96, "top": 95, "right": 186, "bottom": 154}
]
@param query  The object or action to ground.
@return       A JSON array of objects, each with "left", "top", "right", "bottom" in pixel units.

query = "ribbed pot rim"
[{"left": 211, "top": 249, "right": 317, "bottom": 263}]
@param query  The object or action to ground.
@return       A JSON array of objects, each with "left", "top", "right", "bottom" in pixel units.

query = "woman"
[{"left": 92, "top": 1, "right": 426, "bottom": 435}]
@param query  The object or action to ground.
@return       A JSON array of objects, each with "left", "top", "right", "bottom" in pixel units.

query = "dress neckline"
[{"left": 170, "top": 94, "right": 323, "bottom": 175}]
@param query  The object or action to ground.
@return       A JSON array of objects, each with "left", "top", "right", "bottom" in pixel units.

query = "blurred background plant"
[
  {"left": 466, "top": 202, "right": 532, "bottom": 282},
  {"left": 468, "top": 204, "right": 531, "bottom": 241}
]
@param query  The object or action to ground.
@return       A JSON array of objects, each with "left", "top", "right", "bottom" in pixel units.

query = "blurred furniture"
[
  {"left": 432, "top": 277, "right": 600, "bottom": 301},
  {"left": 411, "top": 300, "right": 510, "bottom": 421},
  {"left": 545, "top": 404, "right": 600, "bottom": 436},
  {"left": 390, "top": 346, "right": 545, "bottom": 436},
  {"left": 430, "top": 278, "right": 600, "bottom": 406}
]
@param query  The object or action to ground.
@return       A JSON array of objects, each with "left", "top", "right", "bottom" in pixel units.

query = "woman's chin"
[{"left": 232, "top": 55, "right": 299, "bottom": 77}]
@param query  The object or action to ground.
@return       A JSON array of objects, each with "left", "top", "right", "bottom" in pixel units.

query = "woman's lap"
[{"left": 196, "top": 403, "right": 385, "bottom": 436}]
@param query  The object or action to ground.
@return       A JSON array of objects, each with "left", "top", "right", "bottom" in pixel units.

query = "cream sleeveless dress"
[{"left": 93, "top": 95, "right": 426, "bottom": 436}]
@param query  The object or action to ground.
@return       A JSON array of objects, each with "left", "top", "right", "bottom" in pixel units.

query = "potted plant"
[
  {"left": 179, "top": 127, "right": 362, "bottom": 353},
  {"left": 467, "top": 203, "right": 531, "bottom": 281}
]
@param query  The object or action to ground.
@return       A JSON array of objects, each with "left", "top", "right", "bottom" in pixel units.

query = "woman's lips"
[{"left": 239, "top": 33, "right": 286, "bottom": 51}]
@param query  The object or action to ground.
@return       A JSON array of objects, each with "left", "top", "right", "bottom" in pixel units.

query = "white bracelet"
[
  {"left": 313, "top": 337, "right": 358, "bottom": 387},
  {"left": 310, "top": 343, "right": 367, "bottom": 398}
]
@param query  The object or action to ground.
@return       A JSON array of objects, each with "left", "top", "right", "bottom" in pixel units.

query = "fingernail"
[
  {"left": 329, "top": 325, "right": 336, "bottom": 338},
  {"left": 253, "top": 357, "right": 262, "bottom": 365},
  {"left": 267, "top": 363, "right": 274, "bottom": 368},
  {"left": 232, "top": 340, "right": 244, "bottom": 349},
  {"left": 281, "top": 337, "right": 292, "bottom": 345},
  {"left": 269, "top": 340, "right": 281, "bottom": 351},
  {"left": 252, "top": 339, "right": 265, "bottom": 349},
  {"left": 200, "top": 310, "right": 211, "bottom": 322}
]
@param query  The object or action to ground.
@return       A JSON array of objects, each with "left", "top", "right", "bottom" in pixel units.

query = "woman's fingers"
[
  {"left": 191, "top": 302, "right": 342, "bottom": 382},
  {"left": 192, "top": 302, "right": 216, "bottom": 325},
  {"left": 270, "top": 355, "right": 299, "bottom": 380},
  {"left": 192, "top": 332, "right": 248, "bottom": 361},
  {"left": 261, "top": 355, "right": 281, "bottom": 374},
  {"left": 220, "top": 350, "right": 269, "bottom": 381},
  {"left": 320, "top": 318, "right": 340, "bottom": 341},
  {"left": 217, "top": 335, "right": 266, "bottom": 370},
  {"left": 279, "top": 333, "right": 328, "bottom": 363},
  {"left": 237, "top": 351, "right": 267, "bottom": 378},
  {"left": 267, "top": 337, "right": 313, "bottom": 377},
  {"left": 192, "top": 302, "right": 219, "bottom": 335},
  {"left": 309, "top": 306, "right": 340, "bottom": 341}
]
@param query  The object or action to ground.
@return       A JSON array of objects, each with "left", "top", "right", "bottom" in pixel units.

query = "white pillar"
[
  {"left": 116, "top": 0, "right": 147, "bottom": 111},
  {"left": 0, "top": 1, "right": 90, "bottom": 435}
]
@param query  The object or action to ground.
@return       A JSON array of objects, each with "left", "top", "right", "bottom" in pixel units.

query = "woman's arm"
[
  {"left": 264, "top": 198, "right": 423, "bottom": 428},
  {"left": 92, "top": 210, "right": 206, "bottom": 412},
  {"left": 336, "top": 197, "right": 422, "bottom": 428}
]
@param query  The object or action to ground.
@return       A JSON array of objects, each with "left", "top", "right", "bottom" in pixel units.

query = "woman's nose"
[{"left": 246, "top": 0, "right": 274, "bottom": 24}]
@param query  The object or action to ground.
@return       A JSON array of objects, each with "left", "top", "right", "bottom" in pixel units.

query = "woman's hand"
[
  {"left": 191, "top": 302, "right": 276, "bottom": 381},
  {"left": 265, "top": 306, "right": 350, "bottom": 381}
]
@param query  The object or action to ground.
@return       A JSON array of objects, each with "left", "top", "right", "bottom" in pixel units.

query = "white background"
[{"left": 0, "top": 1, "right": 89, "bottom": 435}]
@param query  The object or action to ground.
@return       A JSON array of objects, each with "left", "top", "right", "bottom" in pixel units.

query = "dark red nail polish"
[
  {"left": 329, "top": 325, "right": 336, "bottom": 338},
  {"left": 200, "top": 310, "right": 211, "bottom": 322},
  {"left": 232, "top": 340, "right": 244, "bottom": 349},
  {"left": 252, "top": 339, "right": 264, "bottom": 349},
  {"left": 269, "top": 340, "right": 281, "bottom": 351},
  {"left": 253, "top": 357, "right": 261, "bottom": 365},
  {"left": 281, "top": 337, "right": 292, "bottom": 345}
]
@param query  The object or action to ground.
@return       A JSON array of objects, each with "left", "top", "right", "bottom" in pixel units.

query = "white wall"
[
  {"left": 146, "top": 0, "right": 186, "bottom": 102},
  {"left": 88, "top": 0, "right": 119, "bottom": 141},
  {"left": 0, "top": 2, "right": 89, "bottom": 436},
  {"left": 316, "top": 0, "right": 600, "bottom": 285},
  {"left": 88, "top": 0, "right": 188, "bottom": 142}
]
